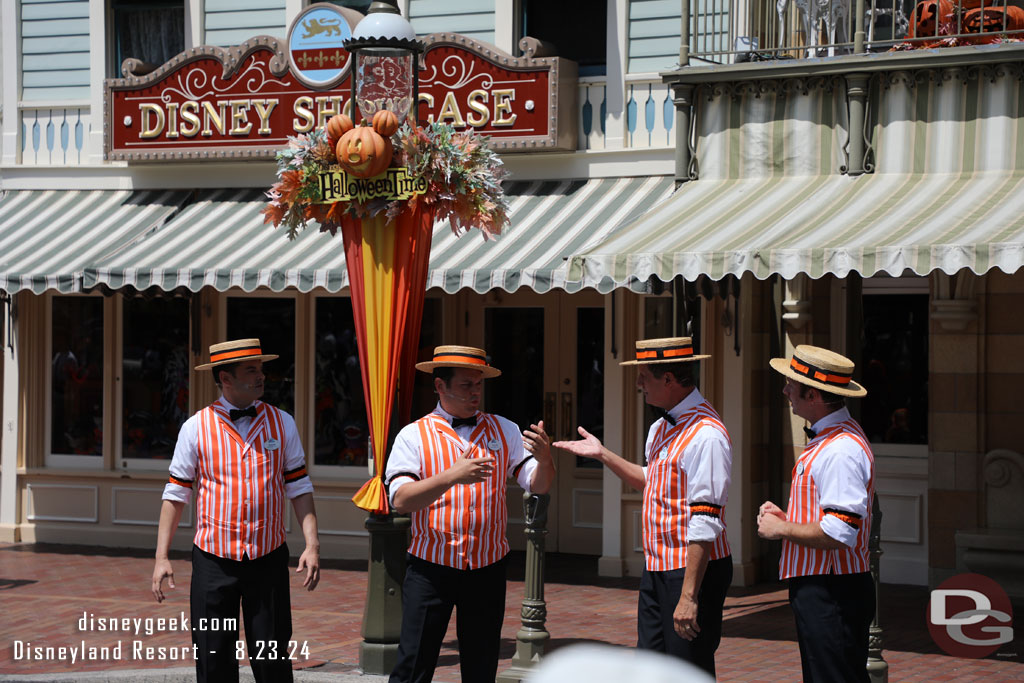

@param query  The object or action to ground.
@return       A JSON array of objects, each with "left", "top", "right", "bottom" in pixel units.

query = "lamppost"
[{"left": 341, "top": 1, "right": 425, "bottom": 675}]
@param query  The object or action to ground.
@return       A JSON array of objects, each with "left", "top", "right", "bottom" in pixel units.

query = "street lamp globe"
[{"left": 343, "top": 0, "right": 424, "bottom": 124}]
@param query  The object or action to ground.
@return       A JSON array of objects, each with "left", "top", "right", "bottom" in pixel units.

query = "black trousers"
[
  {"left": 789, "top": 572, "right": 875, "bottom": 683},
  {"left": 390, "top": 554, "right": 508, "bottom": 683},
  {"left": 190, "top": 543, "right": 293, "bottom": 683},
  {"left": 636, "top": 556, "right": 733, "bottom": 678}
]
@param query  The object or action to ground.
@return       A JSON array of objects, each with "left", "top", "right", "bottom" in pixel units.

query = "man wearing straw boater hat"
[
  {"left": 151, "top": 339, "right": 321, "bottom": 683},
  {"left": 385, "top": 345, "right": 555, "bottom": 683},
  {"left": 555, "top": 337, "right": 733, "bottom": 677},
  {"left": 757, "top": 345, "right": 875, "bottom": 683}
]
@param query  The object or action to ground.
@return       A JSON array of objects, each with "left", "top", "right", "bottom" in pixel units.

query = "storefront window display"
[
  {"left": 121, "top": 297, "right": 189, "bottom": 460},
  {"left": 50, "top": 297, "right": 104, "bottom": 457},
  {"left": 227, "top": 297, "right": 297, "bottom": 415}
]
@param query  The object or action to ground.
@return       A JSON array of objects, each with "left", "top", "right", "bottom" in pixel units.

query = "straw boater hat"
[
  {"left": 194, "top": 338, "right": 279, "bottom": 371},
  {"left": 620, "top": 337, "right": 710, "bottom": 366},
  {"left": 415, "top": 345, "right": 501, "bottom": 378},
  {"left": 769, "top": 344, "right": 867, "bottom": 398}
]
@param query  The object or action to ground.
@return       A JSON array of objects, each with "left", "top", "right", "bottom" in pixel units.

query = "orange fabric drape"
[{"left": 345, "top": 205, "right": 435, "bottom": 514}]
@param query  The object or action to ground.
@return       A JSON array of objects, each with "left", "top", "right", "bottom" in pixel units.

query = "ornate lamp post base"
[
  {"left": 497, "top": 493, "right": 550, "bottom": 683},
  {"left": 360, "top": 512, "right": 410, "bottom": 674}
]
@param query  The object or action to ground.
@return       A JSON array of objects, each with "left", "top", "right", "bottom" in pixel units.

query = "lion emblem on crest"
[{"left": 303, "top": 17, "right": 342, "bottom": 38}]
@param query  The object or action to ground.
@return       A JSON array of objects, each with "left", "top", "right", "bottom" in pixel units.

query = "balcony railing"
[
  {"left": 578, "top": 76, "right": 676, "bottom": 151},
  {"left": 20, "top": 105, "right": 91, "bottom": 165},
  {"left": 685, "top": 0, "right": 1024, "bottom": 62}
]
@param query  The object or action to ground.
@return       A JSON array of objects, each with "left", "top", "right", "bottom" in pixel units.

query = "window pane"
[
  {"left": 113, "top": 2, "right": 185, "bottom": 75},
  {"left": 860, "top": 294, "right": 928, "bottom": 444},
  {"left": 227, "top": 298, "right": 296, "bottom": 415},
  {"left": 51, "top": 297, "right": 104, "bottom": 456},
  {"left": 122, "top": 298, "right": 189, "bottom": 459},
  {"left": 314, "top": 298, "right": 367, "bottom": 467},
  {"left": 313, "top": 297, "right": 443, "bottom": 467},
  {"left": 576, "top": 307, "right": 605, "bottom": 468},
  {"left": 485, "top": 308, "right": 544, "bottom": 429},
  {"left": 522, "top": 0, "right": 606, "bottom": 76}
]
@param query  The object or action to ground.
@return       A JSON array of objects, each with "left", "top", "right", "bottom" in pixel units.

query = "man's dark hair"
[
  {"left": 798, "top": 382, "right": 845, "bottom": 408},
  {"left": 648, "top": 362, "right": 696, "bottom": 387},
  {"left": 215, "top": 362, "right": 240, "bottom": 388},
  {"left": 432, "top": 367, "right": 455, "bottom": 385}
]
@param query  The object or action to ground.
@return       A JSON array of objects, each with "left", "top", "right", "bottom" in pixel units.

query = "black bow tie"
[
  {"left": 803, "top": 426, "right": 817, "bottom": 439},
  {"left": 655, "top": 408, "right": 676, "bottom": 426},
  {"left": 230, "top": 406, "right": 257, "bottom": 421},
  {"left": 451, "top": 415, "right": 477, "bottom": 429}
]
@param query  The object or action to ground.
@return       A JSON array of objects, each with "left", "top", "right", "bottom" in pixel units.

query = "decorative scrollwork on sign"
[
  {"left": 160, "top": 55, "right": 291, "bottom": 103},
  {"left": 418, "top": 55, "right": 494, "bottom": 91}
]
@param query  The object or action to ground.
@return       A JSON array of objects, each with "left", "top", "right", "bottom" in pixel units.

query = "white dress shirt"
[{"left": 808, "top": 407, "right": 872, "bottom": 547}]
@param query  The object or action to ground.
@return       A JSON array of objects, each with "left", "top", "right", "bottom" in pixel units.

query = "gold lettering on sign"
[
  {"left": 139, "top": 103, "right": 165, "bottom": 138},
  {"left": 317, "top": 167, "right": 428, "bottom": 203},
  {"left": 493, "top": 89, "right": 516, "bottom": 127},
  {"left": 436, "top": 92, "right": 466, "bottom": 127},
  {"left": 166, "top": 102, "right": 180, "bottom": 139},
  {"left": 315, "top": 96, "right": 346, "bottom": 129},
  {"left": 253, "top": 100, "right": 278, "bottom": 135},
  {"left": 180, "top": 101, "right": 201, "bottom": 137},
  {"left": 229, "top": 100, "right": 253, "bottom": 135},
  {"left": 466, "top": 89, "right": 489, "bottom": 127},
  {"left": 293, "top": 97, "right": 315, "bottom": 132},
  {"left": 202, "top": 101, "right": 228, "bottom": 136}
]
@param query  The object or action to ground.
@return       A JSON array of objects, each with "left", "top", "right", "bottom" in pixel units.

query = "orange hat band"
[
  {"left": 209, "top": 346, "right": 263, "bottom": 364},
  {"left": 432, "top": 352, "right": 488, "bottom": 366},
  {"left": 635, "top": 345, "right": 694, "bottom": 361},
  {"left": 790, "top": 357, "right": 852, "bottom": 387}
]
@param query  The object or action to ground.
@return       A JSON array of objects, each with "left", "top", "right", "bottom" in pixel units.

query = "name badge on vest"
[
  {"left": 263, "top": 438, "right": 280, "bottom": 451},
  {"left": 487, "top": 439, "right": 501, "bottom": 451},
  {"left": 796, "top": 462, "right": 805, "bottom": 475},
  {"left": 659, "top": 447, "right": 669, "bottom": 460}
]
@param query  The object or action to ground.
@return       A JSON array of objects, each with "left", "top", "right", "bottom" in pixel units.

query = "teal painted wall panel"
[
  {"left": 629, "top": 55, "right": 678, "bottom": 73},
  {"left": 631, "top": 36, "right": 682, "bottom": 57},
  {"left": 409, "top": 0, "right": 494, "bottom": 40},
  {"left": 20, "top": 0, "right": 90, "bottom": 102},
  {"left": 628, "top": 0, "right": 681, "bottom": 73},
  {"left": 205, "top": 0, "right": 285, "bottom": 45},
  {"left": 629, "top": 0, "right": 681, "bottom": 19}
]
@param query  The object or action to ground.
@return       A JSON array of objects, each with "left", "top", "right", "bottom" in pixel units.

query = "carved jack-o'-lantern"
[
  {"left": 336, "top": 125, "right": 393, "bottom": 178},
  {"left": 372, "top": 109, "right": 400, "bottom": 138},
  {"left": 909, "top": 0, "right": 952, "bottom": 38},
  {"left": 964, "top": 5, "right": 1024, "bottom": 34},
  {"left": 326, "top": 114, "right": 354, "bottom": 149}
]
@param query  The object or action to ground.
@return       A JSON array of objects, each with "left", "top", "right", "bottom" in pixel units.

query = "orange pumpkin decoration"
[
  {"left": 963, "top": 5, "right": 1024, "bottom": 34},
  {"left": 909, "top": 0, "right": 952, "bottom": 38},
  {"left": 372, "top": 109, "right": 400, "bottom": 137},
  {"left": 326, "top": 113, "right": 354, "bottom": 148},
  {"left": 336, "top": 125, "right": 393, "bottom": 178}
]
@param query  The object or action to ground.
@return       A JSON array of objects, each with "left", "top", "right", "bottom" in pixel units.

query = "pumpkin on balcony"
[
  {"left": 963, "top": 5, "right": 1024, "bottom": 34},
  {"left": 336, "top": 125, "right": 394, "bottom": 178},
  {"left": 909, "top": 0, "right": 953, "bottom": 38},
  {"left": 372, "top": 109, "right": 401, "bottom": 138},
  {"left": 326, "top": 114, "right": 354, "bottom": 149}
]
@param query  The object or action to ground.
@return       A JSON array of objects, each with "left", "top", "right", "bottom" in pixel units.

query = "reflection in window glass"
[
  {"left": 227, "top": 298, "right": 296, "bottom": 414},
  {"left": 51, "top": 297, "right": 104, "bottom": 455},
  {"left": 860, "top": 294, "right": 928, "bottom": 444},
  {"left": 485, "top": 308, "right": 544, "bottom": 430},
  {"left": 313, "top": 297, "right": 442, "bottom": 467},
  {"left": 122, "top": 298, "right": 189, "bottom": 459}
]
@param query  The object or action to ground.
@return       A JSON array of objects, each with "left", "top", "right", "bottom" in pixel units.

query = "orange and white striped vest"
[
  {"left": 643, "top": 401, "right": 731, "bottom": 571},
  {"left": 186, "top": 402, "right": 297, "bottom": 560},
  {"left": 407, "top": 412, "right": 517, "bottom": 569},
  {"left": 779, "top": 419, "right": 874, "bottom": 579}
]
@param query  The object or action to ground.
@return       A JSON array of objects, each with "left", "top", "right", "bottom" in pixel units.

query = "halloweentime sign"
[
  {"left": 318, "top": 167, "right": 427, "bottom": 203},
  {"left": 104, "top": 33, "right": 577, "bottom": 161}
]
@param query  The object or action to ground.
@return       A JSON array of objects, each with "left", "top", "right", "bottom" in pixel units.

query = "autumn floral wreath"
[{"left": 262, "top": 111, "right": 511, "bottom": 240}]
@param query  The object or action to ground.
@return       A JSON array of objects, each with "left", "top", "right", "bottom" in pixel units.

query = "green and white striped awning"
[
  {"left": 83, "top": 177, "right": 674, "bottom": 294},
  {"left": 0, "top": 190, "right": 189, "bottom": 294},
  {"left": 566, "top": 170, "right": 1024, "bottom": 290}
]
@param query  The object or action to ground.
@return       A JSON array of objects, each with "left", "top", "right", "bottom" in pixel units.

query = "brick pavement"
[{"left": 0, "top": 543, "right": 1022, "bottom": 681}]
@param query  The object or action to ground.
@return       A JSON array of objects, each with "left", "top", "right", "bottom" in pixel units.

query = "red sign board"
[{"left": 104, "top": 33, "right": 577, "bottom": 161}]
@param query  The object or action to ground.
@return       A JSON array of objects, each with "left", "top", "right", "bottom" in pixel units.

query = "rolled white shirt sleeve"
[
  {"left": 815, "top": 436, "right": 872, "bottom": 547},
  {"left": 281, "top": 412, "right": 313, "bottom": 499},
  {"left": 162, "top": 416, "right": 199, "bottom": 504},
  {"left": 682, "top": 424, "right": 733, "bottom": 544},
  {"left": 501, "top": 418, "right": 539, "bottom": 492},
  {"left": 385, "top": 423, "right": 425, "bottom": 505}
]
